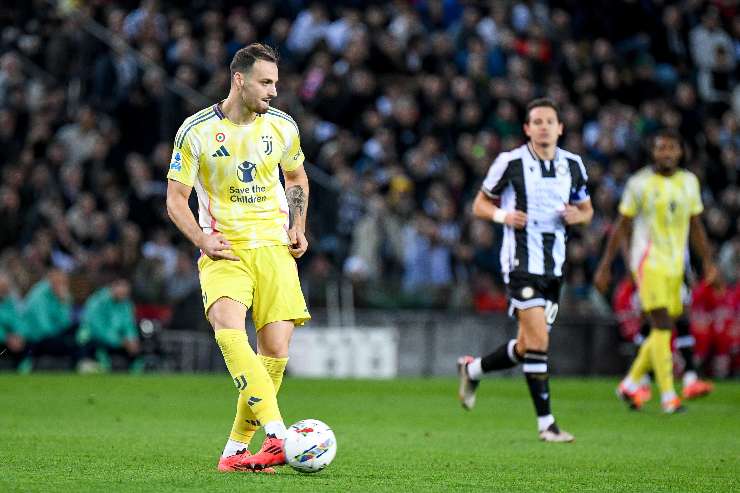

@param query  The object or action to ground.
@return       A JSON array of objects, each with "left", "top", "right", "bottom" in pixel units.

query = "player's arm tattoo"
[{"left": 287, "top": 185, "right": 306, "bottom": 228}]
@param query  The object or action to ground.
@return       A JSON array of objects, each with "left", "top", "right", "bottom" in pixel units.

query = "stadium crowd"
[{"left": 0, "top": 1, "right": 738, "bottom": 373}]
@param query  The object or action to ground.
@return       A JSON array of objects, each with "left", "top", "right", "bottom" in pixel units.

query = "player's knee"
[
  {"left": 258, "top": 335, "right": 290, "bottom": 358},
  {"left": 208, "top": 311, "right": 231, "bottom": 331},
  {"left": 517, "top": 335, "right": 547, "bottom": 353},
  {"left": 259, "top": 344, "right": 288, "bottom": 358},
  {"left": 207, "top": 298, "right": 247, "bottom": 330},
  {"left": 516, "top": 334, "right": 527, "bottom": 354},
  {"left": 518, "top": 323, "right": 549, "bottom": 352},
  {"left": 530, "top": 335, "right": 549, "bottom": 352},
  {"left": 257, "top": 321, "right": 294, "bottom": 357}
]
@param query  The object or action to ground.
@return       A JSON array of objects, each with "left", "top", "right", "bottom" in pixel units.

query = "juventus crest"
[{"left": 262, "top": 135, "right": 273, "bottom": 155}]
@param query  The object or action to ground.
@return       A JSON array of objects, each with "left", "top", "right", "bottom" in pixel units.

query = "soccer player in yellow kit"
[
  {"left": 166, "top": 43, "right": 309, "bottom": 472},
  {"left": 595, "top": 129, "right": 717, "bottom": 413}
]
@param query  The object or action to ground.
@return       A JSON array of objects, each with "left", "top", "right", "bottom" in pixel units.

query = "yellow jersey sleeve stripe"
[
  {"left": 176, "top": 111, "right": 217, "bottom": 148},
  {"left": 266, "top": 108, "right": 299, "bottom": 134},
  {"left": 266, "top": 108, "right": 299, "bottom": 136},
  {"left": 174, "top": 106, "right": 214, "bottom": 145},
  {"left": 174, "top": 110, "right": 211, "bottom": 148},
  {"left": 266, "top": 106, "right": 295, "bottom": 121}
]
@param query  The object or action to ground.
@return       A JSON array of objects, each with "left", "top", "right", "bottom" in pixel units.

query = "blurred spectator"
[
  {"left": 0, "top": 186, "right": 22, "bottom": 249},
  {"left": 690, "top": 276, "right": 738, "bottom": 378},
  {"left": 123, "top": 0, "right": 168, "bottom": 44},
  {"left": 165, "top": 250, "right": 199, "bottom": 304},
  {"left": 77, "top": 277, "right": 143, "bottom": 373},
  {"left": 0, "top": 273, "right": 24, "bottom": 367},
  {"left": 54, "top": 104, "right": 103, "bottom": 167},
  {"left": 718, "top": 235, "right": 740, "bottom": 285},
  {"left": 286, "top": 3, "right": 329, "bottom": 55},
  {"left": 164, "top": 250, "right": 200, "bottom": 331},
  {"left": 689, "top": 6, "right": 735, "bottom": 72},
  {"left": 0, "top": 52, "right": 24, "bottom": 107},
  {"left": 651, "top": 5, "right": 690, "bottom": 81},
  {"left": 402, "top": 212, "right": 454, "bottom": 304},
  {"left": 15, "top": 270, "right": 74, "bottom": 373},
  {"left": 344, "top": 195, "right": 385, "bottom": 282},
  {"left": 471, "top": 272, "right": 507, "bottom": 313},
  {"left": 0, "top": 1, "right": 736, "bottom": 346},
  {"left": 142, "top": 228, "right": 177, "bottom": 278},
  {"left": 92, "top": 39, "right": 139, "bottom": 114},
  {"left": 697, "top": 45, "right": 736, "bottom": 105}
]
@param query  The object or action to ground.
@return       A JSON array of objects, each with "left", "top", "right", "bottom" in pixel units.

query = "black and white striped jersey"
[{"left": 481, "top": 143, "right": 589, "bottom": 280}]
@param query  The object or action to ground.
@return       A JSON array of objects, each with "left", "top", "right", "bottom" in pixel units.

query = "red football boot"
[
  {"left": 662, "top": 396, "right": 686, "bottom": 414},
  {"left": 233, "top": 436, "right": 286, "bottom": 471},
  {"left": 616, "top": 381, "right": 646, "bottom": 410},
  {"left": 635, "top": 383, "right": 652, "bottom": 404},
  {"left": 682, "top": 379, "right": 713, "bottom": 400},
  {"left": 218, "top": 449, "right": 276, "bottom": 473}
]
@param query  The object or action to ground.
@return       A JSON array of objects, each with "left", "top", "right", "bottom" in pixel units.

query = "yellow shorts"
[
  {"left": 636, "top": 268, "right": 683, "bottom": 318},
  {"left": 198, "top": 245, "right": 311, "bottom": 330}
]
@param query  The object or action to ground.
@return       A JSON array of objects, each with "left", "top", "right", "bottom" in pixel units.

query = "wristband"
[{"left": 492, "top": 209, "right": 507, "bottom": 224}]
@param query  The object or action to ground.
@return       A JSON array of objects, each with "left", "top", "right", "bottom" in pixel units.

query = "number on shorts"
[{"left": 544, "top": 301, "right": 559, "bottom": 325}]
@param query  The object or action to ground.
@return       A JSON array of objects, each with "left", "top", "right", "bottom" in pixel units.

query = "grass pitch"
[{"left": 0, "top": 375, "right": 737, "bottom": 492}]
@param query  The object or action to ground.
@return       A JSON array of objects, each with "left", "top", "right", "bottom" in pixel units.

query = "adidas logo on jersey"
[{"left": 212, "top": 145, "right": 230, "bottom": 157}]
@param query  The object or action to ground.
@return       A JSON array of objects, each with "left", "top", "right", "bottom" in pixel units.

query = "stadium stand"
[{"left": 0, "top": 0, "right": 737, "bottom": 374}]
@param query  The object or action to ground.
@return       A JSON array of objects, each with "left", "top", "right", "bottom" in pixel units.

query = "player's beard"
[
  {"left": 239, "top": 88, "right": 269, "bottom": 115},
  {"left": 655, "top": 160, "right": 677, "bottom": 174},
  {"left": 252, "top": 97, "right": 270, "bottom": 114},
  {"left": 533, "top": 135, "right": 556, "bottom": 150}
]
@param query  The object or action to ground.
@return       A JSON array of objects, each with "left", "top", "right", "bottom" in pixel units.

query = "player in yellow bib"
[
  {"left": 166, "top": 43, "right": 309, "bottom": 472},
  {"left": 595, "top": 129, "right": 717, "bottom": 413}
]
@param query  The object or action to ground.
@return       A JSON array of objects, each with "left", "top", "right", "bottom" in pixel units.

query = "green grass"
[{"left": 0, "top": 375, "right": 738, "bottom": 492}]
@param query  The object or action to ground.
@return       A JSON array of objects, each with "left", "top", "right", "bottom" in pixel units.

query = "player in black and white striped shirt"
[{"left": 457, "top": 98, "right": 593, "bottom": 442}]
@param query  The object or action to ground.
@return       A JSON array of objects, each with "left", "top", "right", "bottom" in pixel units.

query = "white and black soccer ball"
[{"left": 284, "top": 419, "right": 337, "bottom": 473}]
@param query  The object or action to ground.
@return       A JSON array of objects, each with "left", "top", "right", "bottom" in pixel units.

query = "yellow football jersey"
[
  {"left": 619, "top": 167, "right": 703, "bottom": 276},
  {"left": 167, "top": 103, "right": 305, "bottom": 249}
]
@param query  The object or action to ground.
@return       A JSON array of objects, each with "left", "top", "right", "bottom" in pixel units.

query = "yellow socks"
[
  {"left": 259, "top": 355, "right": 289, "bottom": 393},
  {"left": 649, "top": 329, "right": 675, "bottom": 398},
  {"left": 229, "top": 354, "right": 289, "bottom": 444},
  {"left": 215, "top": 329, "right": 282, "bottom": 443},
  {"left": 229, "top": 395, "right": 260, "bottom": 443},
  {"left": 627, "top": 334, "right": 653, "bottom": 383},
  {"left": 624, "top": 328, "right": 677, "bottom": 404}
]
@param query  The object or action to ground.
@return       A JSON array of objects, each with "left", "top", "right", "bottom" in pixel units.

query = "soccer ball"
[{"left": 284, "top": 419, "right": 337, "bottom": 473}]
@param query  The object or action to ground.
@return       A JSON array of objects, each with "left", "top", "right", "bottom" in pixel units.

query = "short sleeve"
[
  {"left": 280, "top": 123, "right": 305, "bottom": 173},
  {"left": 688, "top": 173, "right": 703, "bottom": 216},
  {"left": 618, "top": 176, "right": 640, "bottom": 218},
  {"left": 568, "top": 157, "right": 590, "bottom": 203},
  {"left": 167, "top": 124, "right": 200, "bottom": 187},
  {"left": 481, "top": 154, "right": 510, "bottom": 198}
]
